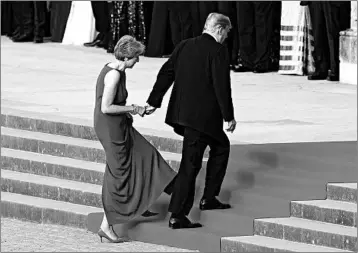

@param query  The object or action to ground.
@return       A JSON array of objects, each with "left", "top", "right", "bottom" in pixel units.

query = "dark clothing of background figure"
[
  {"left": 107, "top": 1, "right": 146, "bottom": 53},
  {"left": 143, "top": 1, "right": 154, "bottom": 45},
  {"left": 147, "top": 34, "right": 234, "bottom": 216},
  {"left": 308, "top": 1, "right": 351, "bottom": 76},
  {"left": 190, "top": 1, "right": 218, "bottom": 37},
  {"left": 217, "top": 2, "right": 239, "bottom": 66},
  {"left": 1, "top": 1, "right": 16, "bottom": 36},
  {"left": 49, "top": 1, "right": 71, "bottom": 42},
  {"left": 91, "top": 1, "right": 110, "bottom": 45},
  {"left": 11, "top": 1, "right": 47, "bottom": 41},
  {"left": 145, "top": 2, "right": 194, "bottom": 57},
  {"left": 237, "top": 1, "right": 275, "bottom": 71}
]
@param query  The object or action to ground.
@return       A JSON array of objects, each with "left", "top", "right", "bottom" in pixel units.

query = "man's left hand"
[{"left": 145, "top": 104, "right": 157, "bottom": 115}]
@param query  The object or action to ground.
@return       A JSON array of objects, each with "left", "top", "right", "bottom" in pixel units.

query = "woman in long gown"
[
  {"left": 278, "top": 1, "right": 315, "bottom": 75},
  {"left": 94, "top": 35, "right": 176, "bottom": 243},
  {"left": 62, "top": 1, "right": 97, "bottom": 46}
]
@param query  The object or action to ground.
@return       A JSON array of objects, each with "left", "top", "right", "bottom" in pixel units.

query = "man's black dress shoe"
[
  {"left": 308, "top": 71, "right": 327, "bottom": 80},
  {"left": 169, "top": 216, "right": 202, "bottom": 229},
  {"left": 34, "top": 37, "right": 44, "bottom": 43},
  {"left": 232, "top": 65, "right": 251, "bottom": 72},
  {"left": 12, "top": 33, "right": 33, "bottom": 42},
  {"left": 199, "top": 198, "right": 231, "bottom": 210},
  {"left": 253, "top": 67, "right": 268, "bottom": 73},
  {"left": 141, "top": 210, "right": 159, "bottom": 217},
  {"left": 326, "top": 70, "right": 339, "bottom": 82},
  {"left": 84, "top": 34, "right": 104, "bottom": 47},
  {"left": 84, "top": 39, "right": 101, "bottom": 47}
]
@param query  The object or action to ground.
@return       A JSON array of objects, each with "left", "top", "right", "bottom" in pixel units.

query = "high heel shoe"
[
  {"left": 142, "top": 210, "right": 159, "bottom": 217},
  {"left": 97, "top": 228, "right": 125, "bottom": 243}
]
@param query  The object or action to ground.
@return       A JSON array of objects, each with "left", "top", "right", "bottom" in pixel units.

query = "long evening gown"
[
  {"left": 62, "top": 1, "right": 97, "bottom": 46},
  {"left": 107, "top": 1, "right": 146, "bottom": 53},
  {"left": 93, "top": 64, "right": 176, "bottom": 224},
  {"left": 278, "top": 1, "right": 315, "bottom": 75}
]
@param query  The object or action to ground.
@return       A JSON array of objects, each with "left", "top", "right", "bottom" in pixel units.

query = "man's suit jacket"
[{"left": 147, "top": 33, "right": 234, "bottom": 143}]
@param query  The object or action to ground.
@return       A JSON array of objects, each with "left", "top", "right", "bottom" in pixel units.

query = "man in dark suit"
[
  {"left": 84, "top": 1, "right": 110, "bottom": 49},
  {"left": 11, "top": 1, "right": 47, "bottom": 43},
  {"left": 145, "top": 13, "right": 236, "bottom": 229},
  {"left": 303, "top": 1, "right": 351, "bottom": 81},
  {"left": 235, "top": 1, "right": 275, "bottom": 73}
]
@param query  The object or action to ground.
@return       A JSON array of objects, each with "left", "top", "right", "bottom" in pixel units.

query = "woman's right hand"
[{"left": 131, "top": 104, "right": 146, "bottom": 117}]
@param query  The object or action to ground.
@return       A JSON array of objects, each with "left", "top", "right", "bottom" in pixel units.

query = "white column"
[{"left": 351, "top": 1, "right": 357, "bottom": 30}]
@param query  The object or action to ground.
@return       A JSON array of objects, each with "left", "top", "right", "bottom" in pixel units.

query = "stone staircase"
[
  {"left": 1, "top": 107, "right": 357, "bottom": 252},
  {"left": 222, "top": 183, "right": 357, "bottom": 252}
]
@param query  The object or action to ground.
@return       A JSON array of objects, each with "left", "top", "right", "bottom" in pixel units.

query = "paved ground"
[
  {"left": 1, "top": 36, "right": 356, "bottom": 144},
  {"left": 1, "top": 218, "right": 196, "bottom": 252}
]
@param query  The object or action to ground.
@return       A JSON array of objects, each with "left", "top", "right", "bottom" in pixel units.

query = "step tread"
[
  {"left": 2, "top": 148, "right": 104, "bottom": 172},
  {"left": 223, "top": 235, "right": 352, "bottom": 252},
  {"left": 1, "top": 192, "right": 102, "bottom": 214},
  {"left": 2, "top": 169, "right": 101, "bottom": 194},
  {"left": 292, "top": 199, "right": 357, "bottom": 213},
  {"left": 256, "top": 217, "right": 357, "bottom": 237},
  {"left": 1, "top": 127, "right": 183, "bottom": 161},
  {"left": 328, "top": 183, "right": 357, "bottom": 190}
]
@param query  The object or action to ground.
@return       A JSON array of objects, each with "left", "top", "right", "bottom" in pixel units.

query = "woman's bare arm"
[{"left": 101, "top": 70, "right": 139, "bottom": 115}]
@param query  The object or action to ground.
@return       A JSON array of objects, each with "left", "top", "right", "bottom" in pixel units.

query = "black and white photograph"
[{"left": 1, "top": 0, "right": 357, "bottom": 252}]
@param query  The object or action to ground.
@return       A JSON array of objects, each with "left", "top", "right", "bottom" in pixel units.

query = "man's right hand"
[
  {"left": 145, "top": 104, "right": 157, "bottom": 115},
  {"left": 226, "top": 119, "right": 237, "bottom": 133}
]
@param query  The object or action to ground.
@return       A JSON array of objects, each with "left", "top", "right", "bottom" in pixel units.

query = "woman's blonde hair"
[{"left": 114, "top": 35, "right": 145, "bottom": 61}]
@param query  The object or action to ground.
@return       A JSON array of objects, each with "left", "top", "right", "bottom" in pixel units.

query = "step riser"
[
  {"left": 1, "top": 155, "right": 332, "bottom": 223},
  {"left": 291, "top": 202, "right": 357, "bottom": 228},
  {"left": 1, "top": 135, "right": 182, "bottom": 171},
  {"left": 0, "top": 175, "right": 255, "bottom": 235},
  {"left": 4, "top": 172, "right": 290, "bottom": 238},
  {"left": 253, "top": 220, "right": 357, "bottom": 251},
  {"left": 2, "top": 153, "right": 327, "bottom": 197},
  {"left": 2, "top": 113, "right": 212, "bottom": 158},
  {"left": 221, "top": 239, "right": 295, "bottom": 252},
  {"left": 1, "top": 155, "right": 105, "bottom": 185},
  {"left": 327, "top": 185, "right": 357, "bottom": 204},
  {"left": 1, "top": 200, "right": 89, "bottom": 229},
  {"left": 1, "top": 178, "right": 103, "bottom": 208}
]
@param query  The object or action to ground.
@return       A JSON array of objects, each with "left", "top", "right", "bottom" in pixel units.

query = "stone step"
[
  {"left": 221, "top": 235, "right": 352, "bottom": 252},
  {"left": 0, "top": 148, "right": 321, "bottom": 221},
  {"left": 291, "top": 199, "right": 357, "bottom": 227},
  {"left": 1, "top": 169, "right": 103, "bottom": 207},
  {"left": 1, "top": 191, "right": 101, "bottom": 229},
  {"left": 254, "top": 217, "right": 357, "bottom": 251},
  {"left": 1, "top": 148, "right": 105, "bottom": 185},
  {"left": 1, "top": 107, "right": 211, "bottom": 157},
  {"left": 1, "top": 146, "right": 327, "bottom": 204},
  {"left": 0, "top": 192, "right": 217, "bottom": 252},
  {"left": 0, "top": 127, "right": 185, "bottom": 170},
  {"left": 327, "top": 183, "right": 357, "bottom": 204},
  {"left": 0, "top": 169, "right": 255, "bottom": 236}
]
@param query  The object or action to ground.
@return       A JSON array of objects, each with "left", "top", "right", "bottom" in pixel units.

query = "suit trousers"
[
  {"left": 237, "top": 1, "right": 274, "bottom": 70},
  {"left": 168, "top": 127, "right": 230, "bottom": 216},
  {"left": 309, "top": 2, "right": 349, "bottom": 75},
  {"left": 91, "top": 1, "right": 110, "bottom": 35},
  {"left": 12, "top": 1, "right": 46, "bottom": 38}
]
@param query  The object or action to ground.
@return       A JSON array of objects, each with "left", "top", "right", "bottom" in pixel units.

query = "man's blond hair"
[{"left": 203, "top": 13, "right": 232, "bottom": 33}]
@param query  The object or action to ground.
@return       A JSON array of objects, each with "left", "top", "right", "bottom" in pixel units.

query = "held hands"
[
  {"left": 226, "top": 119, "right": 237, "bottom": 133},
  {"left": 144, "top": 104, "right": 156, "bottom": 115},
  {"left": 131, "top": 104, "right": 146, "bottom": 117},
  {"left": 130, "top": 104, "right": 157, "bottom": 117}
]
